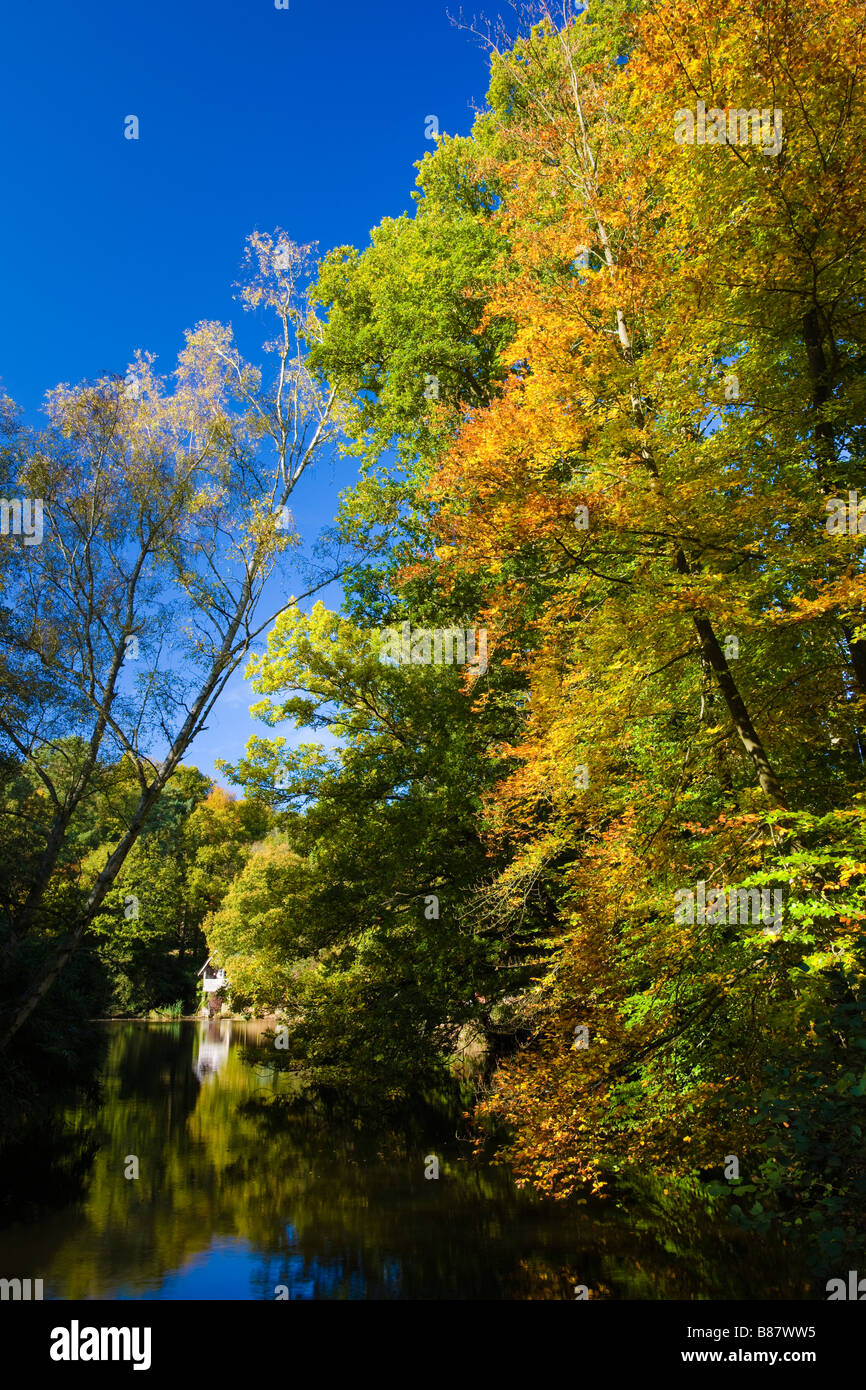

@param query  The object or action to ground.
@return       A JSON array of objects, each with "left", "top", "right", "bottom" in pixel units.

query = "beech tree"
[{"left": 301, "top": 0, "right": 866, "bottom": 1254}]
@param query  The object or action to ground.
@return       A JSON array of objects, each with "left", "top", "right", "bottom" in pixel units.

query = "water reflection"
[
  {"left": 193, "top": 1020, "right": 231, "bottom": 1083},
  {"left": 0, "top": 1021, "right": 809, "bottom": 1299}
]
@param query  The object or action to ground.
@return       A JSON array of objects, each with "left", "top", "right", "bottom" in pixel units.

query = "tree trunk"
[
  {"left": 669, "top": 548, "right": 786, "bottom": 806},
  {"left": 690, "top": 611, "right": 786, "bottom": 806},
  {"left": 0, "top": 775, "right": 167, "bottom": 1049}
]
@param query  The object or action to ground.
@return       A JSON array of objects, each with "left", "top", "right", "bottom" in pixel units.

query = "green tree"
[{"left": 216, "top": 601, "right": 537, "bottom": 1090}]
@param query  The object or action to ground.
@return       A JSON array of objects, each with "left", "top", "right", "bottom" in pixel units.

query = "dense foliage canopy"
[{"left": 3, "top": 0, "right": 865, "bottom": 1274}]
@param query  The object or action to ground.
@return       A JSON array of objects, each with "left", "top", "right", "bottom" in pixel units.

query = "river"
[{"left": 0, "top": 1020, "right": 808, "bottom": 1299}]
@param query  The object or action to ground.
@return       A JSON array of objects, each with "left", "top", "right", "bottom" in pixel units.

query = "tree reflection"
[{"left": 0, "top": 1022, "right": 809, "bottom": 1300}]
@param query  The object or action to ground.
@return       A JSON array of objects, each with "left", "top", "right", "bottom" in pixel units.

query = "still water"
[{"left": 0, "top": 1020, "right": 808, "bottom": 1299}]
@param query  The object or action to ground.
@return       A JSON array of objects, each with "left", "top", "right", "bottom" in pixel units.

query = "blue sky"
[{"left": 0, "top": 0, "right": 492, "bottom": 788}]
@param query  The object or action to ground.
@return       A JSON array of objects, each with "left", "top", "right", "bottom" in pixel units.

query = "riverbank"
[{"left": 89, "top": 1012, "right": 282, "bottom": 1023}]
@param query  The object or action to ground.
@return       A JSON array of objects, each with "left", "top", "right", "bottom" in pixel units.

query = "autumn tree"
[
  {"left": 303, "top": 0, "right": 866, "bottom": 1259},
  {"left": 423, "top": 0, "right": 866, "bottom": 1249}
]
